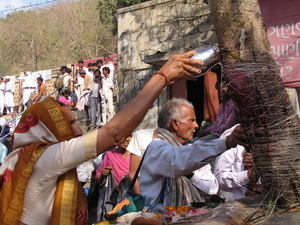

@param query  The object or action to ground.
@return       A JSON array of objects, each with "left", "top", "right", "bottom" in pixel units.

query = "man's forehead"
[{"left": 181, "top": 105, "right": 196, "bottom": 116}]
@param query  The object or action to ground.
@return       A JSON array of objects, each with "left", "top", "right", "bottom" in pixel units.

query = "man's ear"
[{"left": 170, "top": 118, "right": 179, "bottom": 131}]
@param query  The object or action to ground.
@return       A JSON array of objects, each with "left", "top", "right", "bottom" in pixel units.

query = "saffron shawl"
[
  {"left": 157, "top": 128, "right": 204, "bottom": 206},
  {"left": 0, "top": 97, "right": 87, "bottom": 225}
]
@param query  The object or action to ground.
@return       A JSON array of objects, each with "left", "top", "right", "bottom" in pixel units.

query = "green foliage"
[
  {"left": 97, "top": 0, "right": 118, "bottom": 24},
  {"left": 118, "top": 0, "right": 145, "bottom": 7},
  {"left": 0, "top": 0, "right": 117, "bottom": 75},
  {"left": 97, "top": 0, "right": 149, "bottom": 32}
]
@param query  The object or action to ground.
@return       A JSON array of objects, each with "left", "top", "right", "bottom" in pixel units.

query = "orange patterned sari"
[{"left": 0, "top": 97, "right": 88, "bottom": 225}]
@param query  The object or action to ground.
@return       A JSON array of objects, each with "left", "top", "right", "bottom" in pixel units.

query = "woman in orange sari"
[{"left": 0, "top": 97, "right": 96, "bottom": 224}]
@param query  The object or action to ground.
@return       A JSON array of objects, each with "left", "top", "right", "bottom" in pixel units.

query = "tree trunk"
[{"left": 210, "top": 0, "right": 300, "bottom": 208}]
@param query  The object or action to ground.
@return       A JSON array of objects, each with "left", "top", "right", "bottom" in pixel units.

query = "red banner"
[{"left": 259, "top": 0, "right": 300, "bottom": 87}]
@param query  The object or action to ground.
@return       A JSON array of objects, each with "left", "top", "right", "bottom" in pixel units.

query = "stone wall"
[{"left": 117, "top": 0, "right": 217, "bottom": 129}]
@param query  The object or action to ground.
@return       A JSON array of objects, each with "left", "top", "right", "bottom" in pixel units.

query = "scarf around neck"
[{"left": 157, "top": 128, "right": 204, "bottom": 206}]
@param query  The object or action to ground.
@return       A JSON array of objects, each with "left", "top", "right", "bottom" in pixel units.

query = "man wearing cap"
[{"left": 4, "top": 76, "right": 15, "bottom": 115}]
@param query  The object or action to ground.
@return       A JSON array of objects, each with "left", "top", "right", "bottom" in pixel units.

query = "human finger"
[
  {"left": 243, "top": 154, "right": 254, "bottom": 168},
  {"left": 175, "top": 50, "right": 198, "bottom": 58},
  {"left": 158, "top": 51, "right": 203, "bottom": 84},
  {"left": 104, "top": 166, "right": 113, "bottom": 170},
  {"left": 226, "top": 125, "right": 248, "bottom": 149},
  {"left": 102, "top": 168, "right": 112, "bottom": 176},
  {"left": 181, "top": 61, "right": 204, "bottom": 75},
  {"left": 243, "top": 155, "right": 253, "bottom": 163}
]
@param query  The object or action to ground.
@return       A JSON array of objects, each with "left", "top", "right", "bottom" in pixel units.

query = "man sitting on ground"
[
  {"left": 214, "top": 124, "right": 261, "bottom": 200},
  {"left": 140, "top": 98, "right": 247, "bottom": 208}
]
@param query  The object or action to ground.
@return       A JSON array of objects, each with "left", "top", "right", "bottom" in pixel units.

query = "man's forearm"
[{"left": 34, "top": 93, "right": 42, "bottom": 102}]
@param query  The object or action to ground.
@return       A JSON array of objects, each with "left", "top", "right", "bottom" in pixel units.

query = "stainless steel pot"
[{"left": 191, "top": 45, "right": 221, "bottom": 78}]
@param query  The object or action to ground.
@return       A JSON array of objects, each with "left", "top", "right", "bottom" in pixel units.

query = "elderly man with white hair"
[{"left": 139, "top": 98, "right": 248, "bottom": 208}]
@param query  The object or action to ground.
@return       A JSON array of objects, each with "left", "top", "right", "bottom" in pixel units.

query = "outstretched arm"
[{"left": 96, "top": 51, "right": 203, "bottom": 155}]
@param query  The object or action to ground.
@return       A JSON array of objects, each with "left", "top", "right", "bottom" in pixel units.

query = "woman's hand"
[
  {"left": 101, "top": 166, "right": 113, "bottom": 177},
  {"left": 159, "top": 50, "right": 203, "bottom": 84}
]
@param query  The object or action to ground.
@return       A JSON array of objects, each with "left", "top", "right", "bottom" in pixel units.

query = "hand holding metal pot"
[{"left": 190, "top": 45, "right": 221, "bottom": 77}]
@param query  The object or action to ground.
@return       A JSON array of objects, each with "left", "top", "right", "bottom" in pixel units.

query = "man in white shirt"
[
  {"left": 0, "top": 77, "right": 5, "bottom": 115},
  {"left": 87, "top": 63, "right": 94, "bottom": 78},
  {"left": 89, "top": 69, "right": 102, "bottom": 127},
  {"left": 127, "top": 128, "right": 157, "bottom": 195},
  {"left": 55, "top": 66, "right": 67, "bottom": 95},
  {"left": 103, "top": 55, "right": 115, "bottom": 78},
  {"left": 62, "top": 68, "right": 74, "bottom": 91},
  {"left": 19, "top": 71, "right": 37, "bottom": 110},
  {"left": 100, "top": 67, "right": 114, "bottom": 125},
  {"left": 75, "top": 60, "right": 88, "bottom": 99},
  {"left": 4, "top": 76, "right": 15, "bottom": 115},
  {"left": 214, "top": 125, "right": 260, "bottom": 200}
]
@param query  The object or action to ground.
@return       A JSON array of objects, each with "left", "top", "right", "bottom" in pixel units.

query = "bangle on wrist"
[{"left": 153, "top": 71, "right": 169, "bottom": 88}]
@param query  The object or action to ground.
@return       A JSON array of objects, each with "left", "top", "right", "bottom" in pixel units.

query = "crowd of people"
[
  {"left": 0, "top": 50, "right": 261, "bottom": 225},
  {"left": 55, "top": 55, "right": 117, "bottom": 128},
  {"left": 0, "top": 54, "right": 117, "bottom": 142},
  {"left": 0, "top": 55, "right": 118, "bottom": 166}
]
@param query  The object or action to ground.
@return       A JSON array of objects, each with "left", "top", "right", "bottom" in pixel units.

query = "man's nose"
[{"left": 194, "top": 121, "right": 199, "bottom": 129}]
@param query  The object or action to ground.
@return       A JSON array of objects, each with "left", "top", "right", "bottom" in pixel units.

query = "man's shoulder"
[{"left": 148, "top": 138, "right": 169, "bottom": 148}]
